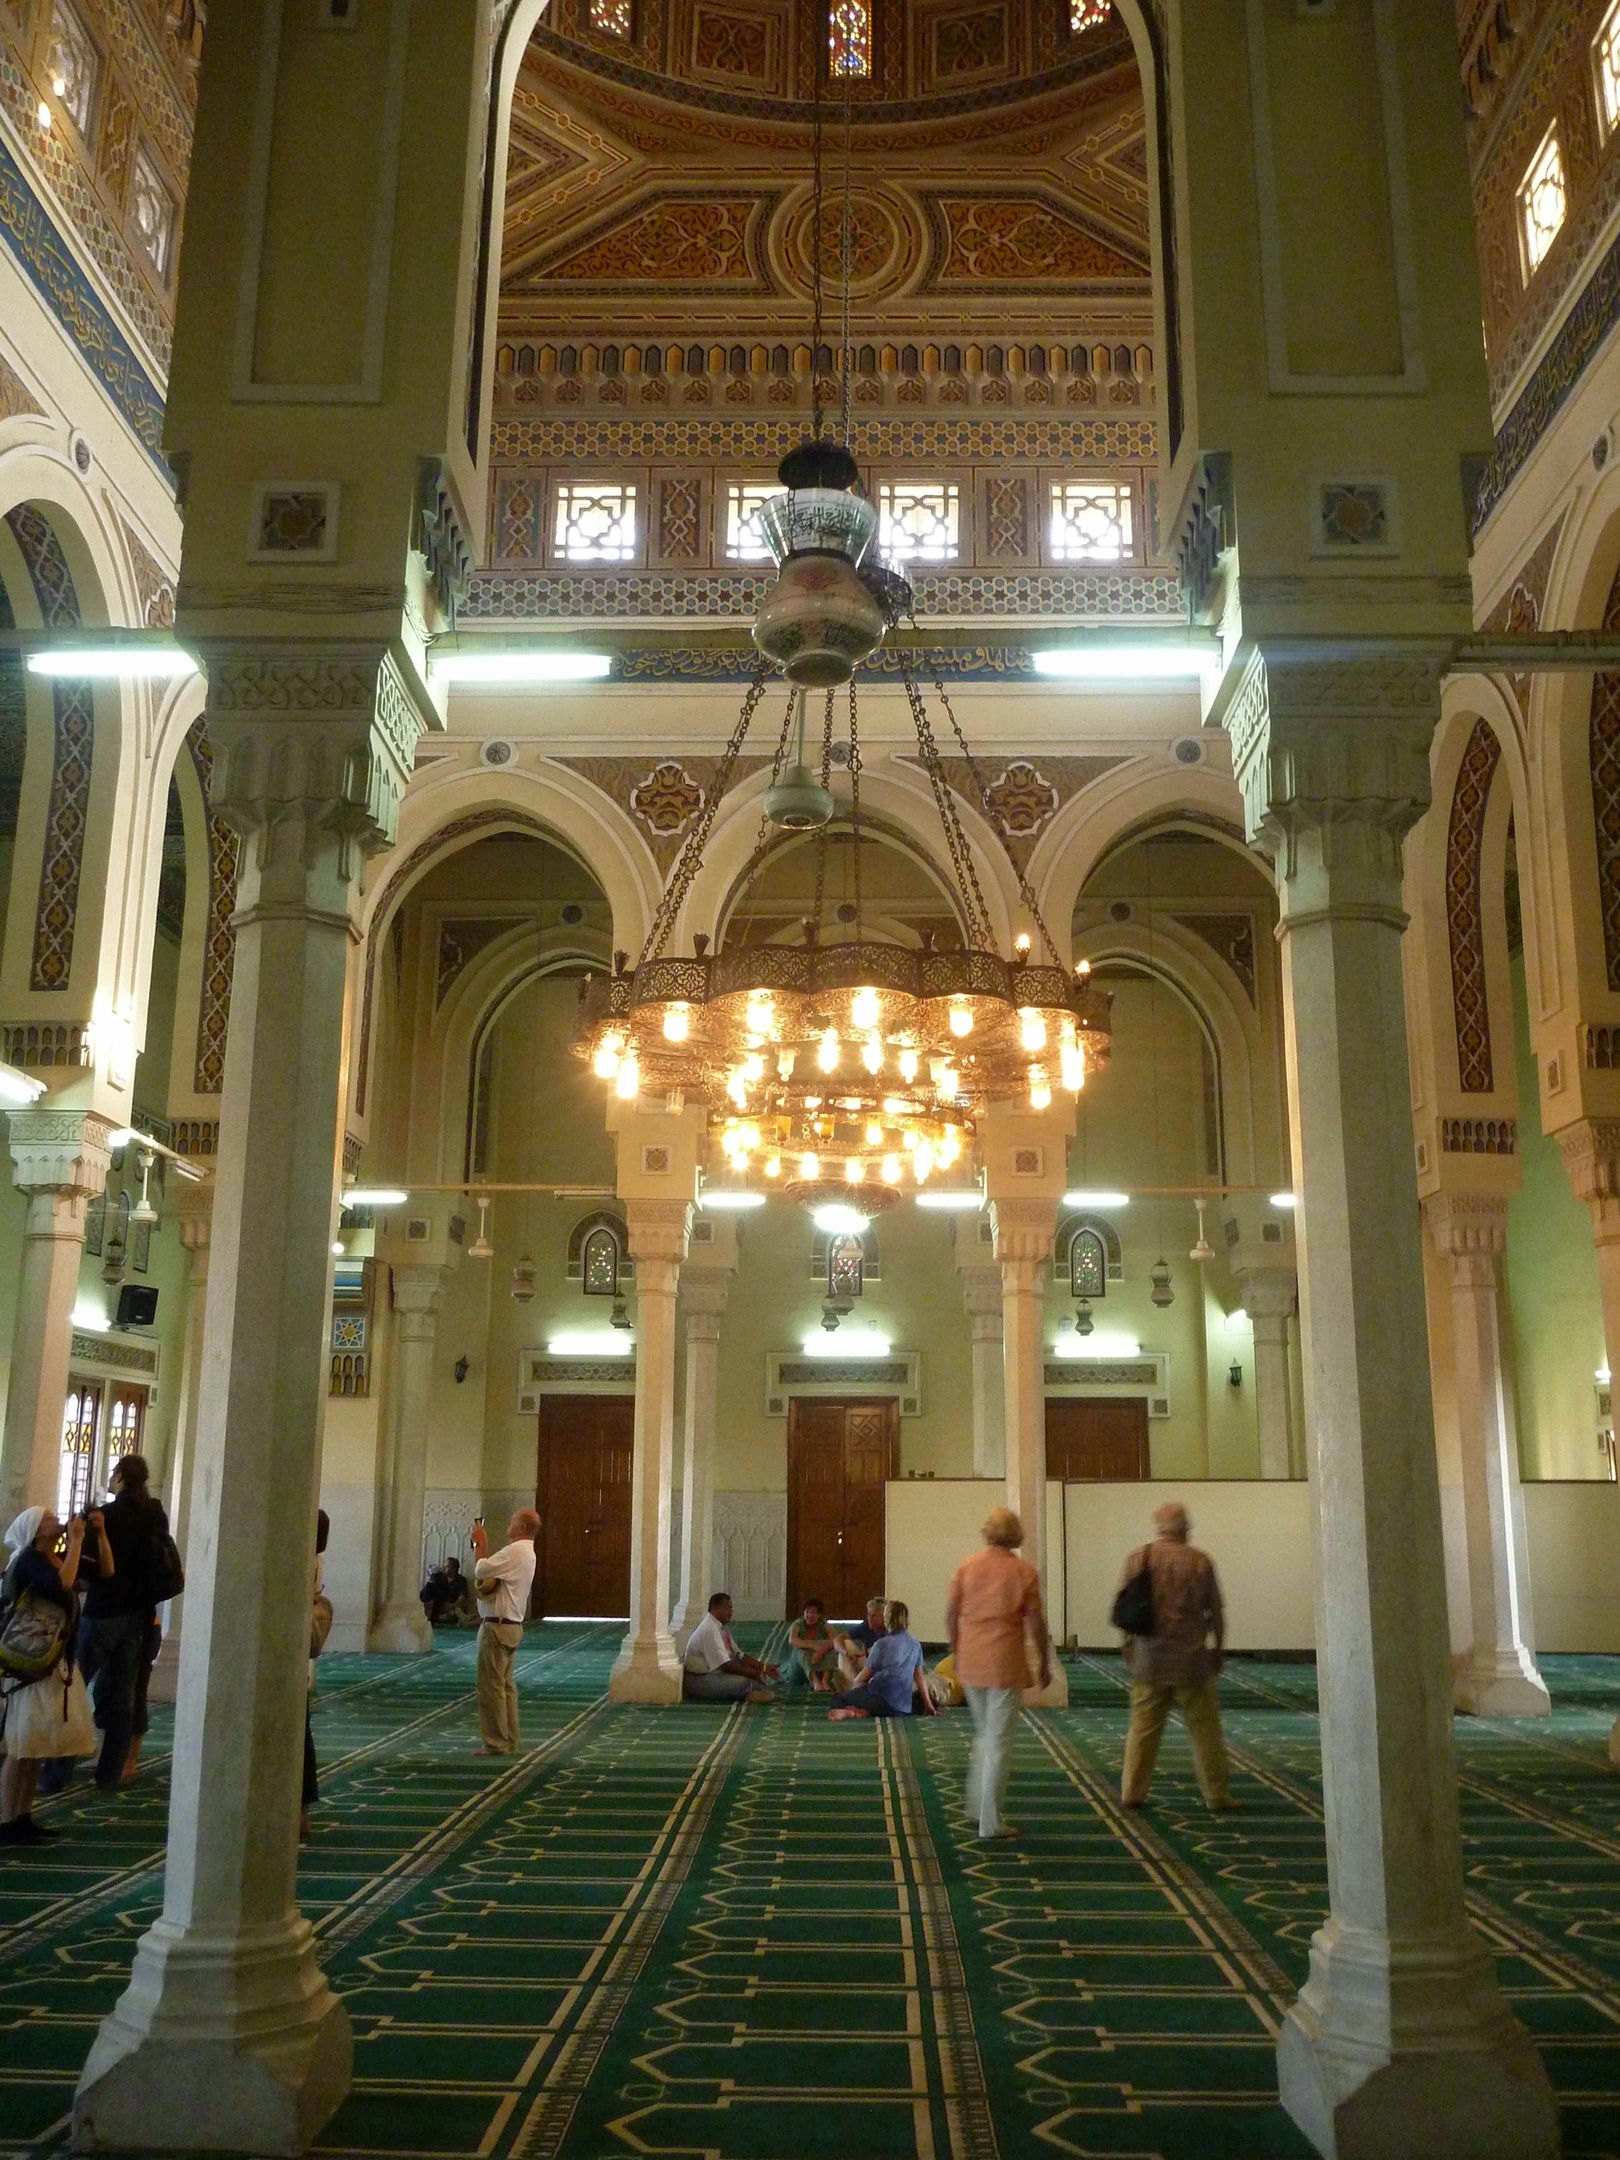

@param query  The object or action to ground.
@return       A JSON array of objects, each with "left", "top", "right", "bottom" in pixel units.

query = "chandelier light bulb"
[
  {"left": 801, "top": 1152, "right": 820, "bottom": 1180},
  {"left": 778, "top": 1047, "right": 797, "bottom": 1079},
  {"left": 615, "top": 1055, "right": 640, "bottom": 1100},
  {"left": 851, "top": 986, "right": 880, "bottom": 1029},
  {"left": 742, "top": 1124, "right": 762, "bottom": 1150},
  {"left": 941, "top": 1131, "right": 961, "bottom": 1166},
  {"left": 914, "top": 1140, "right": 935, "bottom": 1180},
  {"left": 846, "top": 1158, "right": 866, "bottom": 1183},
  {"left": 865, "top": 1121, "right": 883, "bottom": 1146},
  {"left": 663, "top": 1003, "right": 690, "bottom": 1042},
  {"left": 881, "top": 1154, "right": 902, "bottom": 1184},
  {"left": 593, "top": 1043, "right": 621, "bottom": 1079},
  {"left": 818, "top": 1029, "right": 840, "bottom": 1073},
  {"left": 883, "top": 1096, "right": 906, "bottom": 1116},
  {"left": 1061, "top": 1041, "right": 1086, "bottom": 1092},
  {"left": 748, "top": 995, "right": 775, "bottom": 1033},
  {"left": 1019, "top": 1008, "right": 1047, "bottom": 1053},
  {"left": 1029, "top": 1067, "right": 1052, "bottom": 1110},
  {"left": 897, "top": 1048, "right": 919, "bottom": 1083},
  {"left": 743, "top": 1052, "right": 766, "bottom": 1082},
  {"left": 765, "top": 1154, "right": 782, "bottom": 1178},
  {"left": 1014, "top": 932, "right": 1033, "bottom": 955},
  {"left": 949, "top": 1000, "right": 973, "bottom": 1037},
  {"left": 1076, "top": 958, "right": 1092, "bottom": 978},
  {"left": 861, "top": 1035, "right": 884, "bottom": 1074},
  {"left": 938, "top": 1066, "right": 959, "bottom": 1101},
  {"left": 727, "top": 1070, "right": 749, "bottom": 1107}
]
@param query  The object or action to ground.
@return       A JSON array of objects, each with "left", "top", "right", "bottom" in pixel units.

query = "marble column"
[
  {"left": 960, "top": 1264, "right": 1006, "bottom": 1478},
  {"left": 367, "top": 1264, "right": 451, "bottom": 1653},
  {"left": 990, "top": 1197, "right": 1066, "bottom": 1707},
  {"left": 1237, "top": 1265, "right": 1297, "bottom": 1481},
  {"left": 1226, "top": 650, "right": 1555, "bottom": 2159},
  {"left": 669, "top": 1267, "right": 729, "bottom": 1649},
  {"left": 0, "top": 1109, "right": 114, "bottom": 1523},
  {"left": 148, "top": 1189, "right": 212, "bottom": 1705},
  {"left": 74, "top": 648, "right": 425, "bottom": 2153},
  {"left": 609, "top": 1197, "right": 690, "bottom": 1703},
  {"left": 1423, "top": 1193, "right": 1548, "bottom": 1718}
]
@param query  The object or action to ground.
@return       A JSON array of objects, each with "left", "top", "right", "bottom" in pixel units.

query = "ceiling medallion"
[{"left": 573, "top": 67, "right": 1112, "bottom": 1208}]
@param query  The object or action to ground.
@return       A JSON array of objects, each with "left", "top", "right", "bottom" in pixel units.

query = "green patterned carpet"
[{"left": 2, "top": 1631, "right": 1619, "bottom": 2158}]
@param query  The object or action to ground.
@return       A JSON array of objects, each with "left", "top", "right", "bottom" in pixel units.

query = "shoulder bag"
[{"left": 1109, "top": 1545, "right": 1157, "bottom": 1637}]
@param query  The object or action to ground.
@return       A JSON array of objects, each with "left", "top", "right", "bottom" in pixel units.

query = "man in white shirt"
[
  {"left": 682, "top": 1591, "right": 778, "bottom": 1704},
  {"left": 469, "top": 1508, "right": 540, "bottom": 1754}
]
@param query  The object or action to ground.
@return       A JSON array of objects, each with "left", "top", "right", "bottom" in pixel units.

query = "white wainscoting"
[
  {"left": 711, "top": 1490, "right": 787, "bottom": 1622},
  {"left": 422, "top": 1487, "right": 485, "bottom": 1575},
  {"left": 318, "top": 1479, "right": 378, "bottom": 1657}
]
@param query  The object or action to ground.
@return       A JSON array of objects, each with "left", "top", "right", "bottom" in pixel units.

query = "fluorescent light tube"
[
  {"left": 700, "top": 1191, "right": 767, "bottom": 1210},
  {"left": 0, "top": 1064, "right": 46, "bottom": 1106},
  {"left": 28, "top": 646, "right": 197, "bottom": 679},
  {"left": 1052, "top": 1332, "right": 1142, "bottom": 1359},
  {"left": 1064, "top": 1190, "right": 1129, "bottom": 1209},
  {"left": 1032, "top": 646, "right": 1215, "bottom": 682},
  {"left": 547, "top": 1331, "right": 634, "bottom": 1357},
  {"left": 800, "top": 1328, "right": 891, "bottom": 1358},
  {"left": 428, "top": 651, "right": 612, "bottom": 684},
  {"left": 344, "top": 1186, "right": 409, "bottom": 1207},
  {"left": 914, "top": 1191, "right": 983, "bottom": 1211},
  {"left": 1268, "top": 1192, "right": 1298, "bottom": 1209}
]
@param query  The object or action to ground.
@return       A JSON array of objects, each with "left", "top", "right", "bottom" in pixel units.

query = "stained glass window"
[
  {"left": 829, "top": 0, "right": 870, "bottom": 78},
  {"left": 1519, "top": 128, "right": 1567, "bottom": 276},
  {"left": 878, "top": 480, "right": 960, "bottom": 563},
  {"left": 828, "top": 1233, "right": 864, "bottom": 1300},
  {"left": 1598, "top": 2, "right": 1620, "bottom": 136},
  {"left": 1069, "top": 1227, "right": 1106, "bottom": 1301},
  {"left": 583, "top": 1225, "right": 620, "bottom": 1297},
  {"left": 46, "top": 0, "right": 98, "bottom": 138},
  {"left": 131, "top": 148, "right": 175, "bottom": 281},
  {"left": 725, "top": 483, "right": 779, "bottom": 561},
  {"left": 553, "top": 482, "right": 638, "bottom": 563},
  {"left": 1048, "top": 480, "right": 1134, "bottom": 563}
]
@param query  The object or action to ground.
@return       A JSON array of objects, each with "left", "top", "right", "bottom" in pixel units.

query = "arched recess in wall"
[
  {"left": 351, "top": 792, "right": 633, "bottom": 1125},
  {"left": 1078, "top": 945, "right": 1244, "bottom": 1189},
  {"left": 456, "top": 944, "right": 608, "bottom": 1186},
  {"left": 1032, "top": 770, "right": 1255, "bottom": 959},
  {"left": 714, "top": 809, "right": 972, "bottom": 952}
]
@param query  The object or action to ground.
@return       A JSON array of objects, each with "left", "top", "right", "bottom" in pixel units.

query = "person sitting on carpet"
[
  {"left": 421, "top": 1556, "right": 476, "bottom": 1628},
  {"left": 833, "top": 1596, "right": 887, "bottom": 1688},
  {"left": 828, "top": 1599, "right": 931, "bottom": 1721},
  {"left": 782, "top": 1597, "right": 838, "bottom": 1692},
  {"left": 683, "top": 1591, "right": 778, "bottom": 1704}
]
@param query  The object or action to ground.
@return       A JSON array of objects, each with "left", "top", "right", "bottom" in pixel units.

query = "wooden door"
[
  {"left": 537, "top": 1395, "right": 635, "bottom": 1617},
  {"left": 786, "top": 1397, "right": 898, "bottom": 1618},
  {"left": 1045, "top": 1397, "right": 1150, "bottom": 1480}
]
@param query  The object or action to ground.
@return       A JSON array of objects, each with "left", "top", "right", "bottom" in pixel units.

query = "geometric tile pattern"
[
  {"left": 1447, "top": 717, "right": 1504, "bottom": 1092},
  {"left": 463, "top": 565, "right": 1185, "bottom": 624},
  {"left": 185, "top": 720, "right": 239, "bottom": 1094},
  {"left": 6, "top": 1640, "right": 1620, "bottom": 2158},
  {"left": 4, "top": 505, "right": 92, "bottom": 992}
]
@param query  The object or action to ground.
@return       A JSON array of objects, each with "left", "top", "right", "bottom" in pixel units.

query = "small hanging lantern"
[
  {"left": 1150, "top": 1257, "right": 1174, "bottom": 1309},
  {"left": 610, "top": 1298, "right": 633, "bottom": 1332},
  {"left": 1072, "top": 1297, "right": 1095, "bottom": 1338},
  {"left": 468, "top": 1195, "right": 493, "bottom": 1261},
  {"left": 510, "top": 1254, "right": 537, "bottom": 1304},
  {"left": 1189, "top": 1199, "right": 1214, "bottom": 1265}
]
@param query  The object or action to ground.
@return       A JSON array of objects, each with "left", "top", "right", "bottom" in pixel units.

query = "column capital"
[
  {"left": 679, "top": 1266, "right": 732, "bottom": 1328},
  {"left": 1235, "top": 1263, "right": 1297, "bottom": 1322},
  {"left": 200, "top": 641, "right": 430, "bottom": 886},
  {"left": 171, "top": 1179, "right": 214, "bottom": 1256},
  {"left": 1556, "top": 1116, "right": 1620, "bottom": 1219},
  {"left": 624, "top": 1196, "right": 693, "bottom": 1269},
  {"left": 1222, "top": 643, "right": 1445, "bottom": 899},
  {"left": 959, "top": 1263, "right": 1003, "bottom": 1321},
  {"left": 989, "top": 1195, "right": 1056, "bottom": 1266},
  {"left": 7, "top": 1107, "right": 114, "bottom": 1197},
  {"left": 389, "top": 1262, "right": 451, "bottom": 1319}
]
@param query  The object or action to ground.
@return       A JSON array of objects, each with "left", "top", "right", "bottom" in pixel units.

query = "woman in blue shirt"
[{"left": 828, "top": 1600, "right": 929, "bottom": 1720}]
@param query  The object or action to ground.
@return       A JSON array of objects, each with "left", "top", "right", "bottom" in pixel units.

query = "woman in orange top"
[{"left": 945, "top": 1508, "right": 1051, "bottom": 1840}]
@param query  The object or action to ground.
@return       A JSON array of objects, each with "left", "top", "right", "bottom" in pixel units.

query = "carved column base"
[
  {"left": 1278, "top": 1920, "right": 1557, "bottom": 2160},
  {"left": 365, "top": 1606, "right": 432, "bottom": 1655},
  {"left": 608, "top": 1633, "right": 684, "bottom": 1704},
  {"left": 1454, "top": 1645, "right": 1550, "bottom": 1718},
  {"left": 73, "top": 1915, "right": 351, "bottom": 2155}
]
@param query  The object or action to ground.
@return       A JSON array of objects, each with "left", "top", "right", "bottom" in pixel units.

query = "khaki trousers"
[
  {"left": 1121, "top": 1676, "right": 1229, "bottom": 1807},
  {"left": 476, "top": 1621, "right": 523, "bottom": 1752}
]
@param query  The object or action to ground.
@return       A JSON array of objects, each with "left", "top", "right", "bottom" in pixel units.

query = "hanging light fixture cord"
[
  {"left": 636, "top": 662, "right": 771, "bottom": 968},
  {"left": 810, "top": 69, "right": 827, "bottom": 442}
]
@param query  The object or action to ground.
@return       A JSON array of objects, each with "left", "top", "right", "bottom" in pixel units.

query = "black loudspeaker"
[{"left": 115, "top": 1285, "right": 159, "bottom": 1329}]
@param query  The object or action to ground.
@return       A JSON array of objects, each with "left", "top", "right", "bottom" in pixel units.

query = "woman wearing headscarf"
[{"left": 1, "top": 1506, "right": 104, "bottom": 1843}]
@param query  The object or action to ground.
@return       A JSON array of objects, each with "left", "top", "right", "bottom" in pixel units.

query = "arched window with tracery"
[
  {"left": 829, "top": 0, "right": 870, "bottom": 77},
  {"left": 582, "top": 1224, "right": 620, "bottom": 1298},
  {"left": 1069, "top": 1226, "right": 1107, "bottom": 1301}
]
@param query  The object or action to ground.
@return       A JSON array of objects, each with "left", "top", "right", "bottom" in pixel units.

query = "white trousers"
[{"left": 963, "top": 1684, "right": 1022, "bottom": 1837}]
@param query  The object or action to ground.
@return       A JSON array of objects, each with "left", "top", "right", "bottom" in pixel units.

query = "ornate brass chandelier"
[{"left": 572, "top": 71, "right": 1111, "bottom": 1207}]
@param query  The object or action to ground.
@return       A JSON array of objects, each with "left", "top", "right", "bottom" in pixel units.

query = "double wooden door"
[
  {"left": 1045, "top": 1397, "right": 1150, "bottom": 1480},
  {"left": 786, "top": 1397, "right": 897, "bottom": 1619},
  {"left": 536, "top": 1395, "right": 634, "bottom": 1617}
]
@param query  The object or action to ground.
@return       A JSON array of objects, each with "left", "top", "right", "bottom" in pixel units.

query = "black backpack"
[
  {"left": 145, "top": 1529, "right": 185, "bottom": 1604},
  {"left": 1110, "top": 1547, "right": 1156, "bottom": 1637}
]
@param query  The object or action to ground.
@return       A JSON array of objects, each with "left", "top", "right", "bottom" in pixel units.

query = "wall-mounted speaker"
[{"left": 115, "top": 1285, "right": 159, "bottom": 1330}]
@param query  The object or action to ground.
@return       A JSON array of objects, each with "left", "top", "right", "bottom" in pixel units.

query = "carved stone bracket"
[
  {"left": 623, "top": 1197, "right": 694, "bottom": 1271},
  {"left": 989, "top": 1196, "right": 1056, "bottom": 1269},
  {"left": 1556, "top": 1118, "right": 1620, "bottom": 1238},
  {"left": 1424, "top": 1189, "right": 1510, "bottom": 1288}
]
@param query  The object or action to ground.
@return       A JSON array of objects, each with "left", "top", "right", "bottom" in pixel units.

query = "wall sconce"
[
  {"left": 453, "top": 1355, "right": 470, "bottom": 1384},
  {"left": 1228, "top": 1359, "right": 1243, "bottom": 1389}
]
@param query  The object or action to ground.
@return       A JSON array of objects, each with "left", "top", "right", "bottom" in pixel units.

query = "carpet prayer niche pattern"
[{"left": 2, "top": 1633, "right": 1620, "bottom": 2156}]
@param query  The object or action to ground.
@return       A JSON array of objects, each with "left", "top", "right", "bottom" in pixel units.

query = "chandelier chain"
[
  {"left": 848, "top": 677, "right": 863, "bottom": 935},
  {"left": 927, "top": 657, "right": 1066, "bottom": 969},
  {"left": 899, "top": 653, "right": 995, "bottom": 948},
  {"left": 637, "top": 660, "right": 770, "bottom": 968},
  {"left": 839, "top": 85, "right": 854, "bottom": 449},
  {"left": 810, "top": 80, "right": 826, "bottom": 442},
  {"left": 810, "top": 686, "right": 837, "bottom": 931}
]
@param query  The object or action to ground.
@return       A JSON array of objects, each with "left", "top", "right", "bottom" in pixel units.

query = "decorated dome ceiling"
[{"left": 498, "top": 0, "right": 1151, "bottom": 348}]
